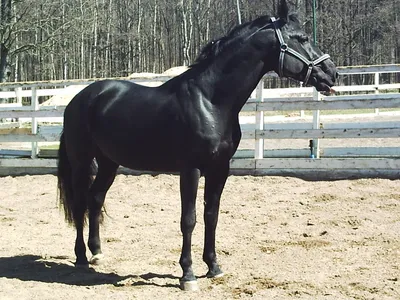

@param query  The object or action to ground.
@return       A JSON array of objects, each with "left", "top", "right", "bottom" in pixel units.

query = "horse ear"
[{"left": 278, "top": 0, "right": 289, "bottom": 23}]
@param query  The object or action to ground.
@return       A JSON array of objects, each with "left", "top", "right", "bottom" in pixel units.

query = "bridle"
[{"left": 270, "top": 17, "right": 331, "bottom": 86}]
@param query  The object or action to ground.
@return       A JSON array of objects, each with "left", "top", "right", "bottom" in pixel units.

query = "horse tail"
[
  {"left": 57, "top": 131, "right": 97, "bottom": 226},
  {"left": 57, "top": 131, "right": 75, "bottom": 224}
]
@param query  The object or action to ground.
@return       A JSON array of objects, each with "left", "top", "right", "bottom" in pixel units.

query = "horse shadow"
[{"left": 0, "top": 255, "right": 180, "bottom": 288}]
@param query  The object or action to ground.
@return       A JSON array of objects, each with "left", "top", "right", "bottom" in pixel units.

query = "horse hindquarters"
[
  {"left": 58, "top": 87, "right": 121, "bottom": 265},
  {"left": 58, "top": 131, "right": 96, "bottom": 264},
  {"left": 57, "top": 91, "right": 99, "bottom": 265}
]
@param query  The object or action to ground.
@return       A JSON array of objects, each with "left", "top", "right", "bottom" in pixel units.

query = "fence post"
[
  {"left": 15, "top": 87, "right": 22, "bottom": 126},
  {"left": 312, "top": 87, "right": 321, "bottom": 158},
  {"left": 15, "top": 87, "right": 22, "bottom": 105},
  {"left": 374, "top": 72, "right": 380, "bottom": 115},
  {"left": 300, "top": 81, "right": 305, "bottom": 117},
  {"left": 255, "top": 80, "right": 264, "bottom": 159},
  {"left": 31, "top": 87, "right": 39, "bottom": 158}
]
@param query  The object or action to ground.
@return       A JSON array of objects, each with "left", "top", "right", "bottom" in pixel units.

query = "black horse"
[{"left": 57, "top": 0, "right": 337, "bottom": 291}]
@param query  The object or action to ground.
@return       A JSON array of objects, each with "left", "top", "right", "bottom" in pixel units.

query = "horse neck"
[{"left": 197, "top": 45, "right": 274, "bottom": 115}]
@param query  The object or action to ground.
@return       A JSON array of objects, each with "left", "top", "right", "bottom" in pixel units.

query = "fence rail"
[{"left": 0, "top": 64, "right": 399, "bottom": 179}]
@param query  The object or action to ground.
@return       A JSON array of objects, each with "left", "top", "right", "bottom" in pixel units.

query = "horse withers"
[{"left": 57, "top": 0, "right": 337, "bottom": 291}]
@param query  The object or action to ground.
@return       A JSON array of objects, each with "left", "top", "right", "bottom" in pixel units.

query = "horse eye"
[{"left": 299, "top": 36, "right": 309, "bottom": 43}]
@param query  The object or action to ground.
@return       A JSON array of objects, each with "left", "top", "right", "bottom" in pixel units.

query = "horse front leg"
[
  {"left": 179, "top": 167, "right": 201, "bottom": 291},
  {"left": 203, "top": 161, "right": 229, "bottom": 278}
]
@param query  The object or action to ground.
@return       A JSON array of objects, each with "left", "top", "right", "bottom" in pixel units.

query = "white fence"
[{"left": 0, "top": 64, "right": 399, "bottom": 179}]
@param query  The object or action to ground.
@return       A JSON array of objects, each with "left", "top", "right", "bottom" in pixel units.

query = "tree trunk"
[
  {"left": 92, "top": 0, "right": 99, "bottom": 78},
  {"left": 0, "top": 0, "right": 11, "bottom": 83}
]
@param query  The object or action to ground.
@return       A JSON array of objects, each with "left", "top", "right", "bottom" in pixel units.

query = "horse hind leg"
[
  {"left": 70, "top": 158, "right": 96, "bottom": 266},
  {"left": 87, "top": 153, "right": 119, "bottom": 265}
]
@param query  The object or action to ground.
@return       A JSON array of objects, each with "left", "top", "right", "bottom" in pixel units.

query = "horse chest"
[
  {"left": 194, "top": 129, "right": 234, "bottom": 160},
  {"left": 210, "top": 140, "right": 233, "bottom": 159}
]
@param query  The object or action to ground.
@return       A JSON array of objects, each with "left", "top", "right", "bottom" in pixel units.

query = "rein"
[{"left": 270, "top": 17, "right": 331, "bottom": 86}]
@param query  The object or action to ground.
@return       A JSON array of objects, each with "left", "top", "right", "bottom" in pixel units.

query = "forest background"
[{"left": 0, "top": 0, "right": 399, "bottom": 83}]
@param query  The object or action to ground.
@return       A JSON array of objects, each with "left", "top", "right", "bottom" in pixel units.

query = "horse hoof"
[
  {"left": 206, "top": 269, "right": 224, "bottom": 278},
  {"left": 180, "top": 280, "right": 199, "bottom": 291},
  {"left": 211, "top": 272, "right": 224, "bottom": 279},
  {"left": 90, "top": 253, "right": 104, "bottom": 265}
]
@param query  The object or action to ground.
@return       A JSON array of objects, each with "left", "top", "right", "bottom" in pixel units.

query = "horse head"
[{"left": 267, "top": 0, "right": 338, "bottom": 92}]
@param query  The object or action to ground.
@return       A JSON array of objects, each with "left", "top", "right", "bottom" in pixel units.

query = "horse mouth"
[
  {"left": 314, "top": 80, "right": 335, "bottom": 95},
  {"left": 320, "top": 87, "right": 336, "bottom": 96}
]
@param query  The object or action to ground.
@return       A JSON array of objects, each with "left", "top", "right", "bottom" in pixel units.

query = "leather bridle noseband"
[{"left": 270, "top": 17, "right": 331, "bottom": 86}]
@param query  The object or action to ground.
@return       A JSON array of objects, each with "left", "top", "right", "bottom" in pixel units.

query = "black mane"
[
  {"left": 192, "top": 15, "right": 272, "bottom": 66},
  {"left": 191, "top": 10, "right": 307, "bottom": 68}
]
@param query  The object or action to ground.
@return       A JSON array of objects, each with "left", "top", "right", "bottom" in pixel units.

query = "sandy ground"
[{"left": 0, "top": 174, "right": 399, "bottom": 300}]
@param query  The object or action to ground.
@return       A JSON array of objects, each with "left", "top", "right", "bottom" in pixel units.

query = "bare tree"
[{"left": 1, "top": 0, "right": 398, "bottom": 83}]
